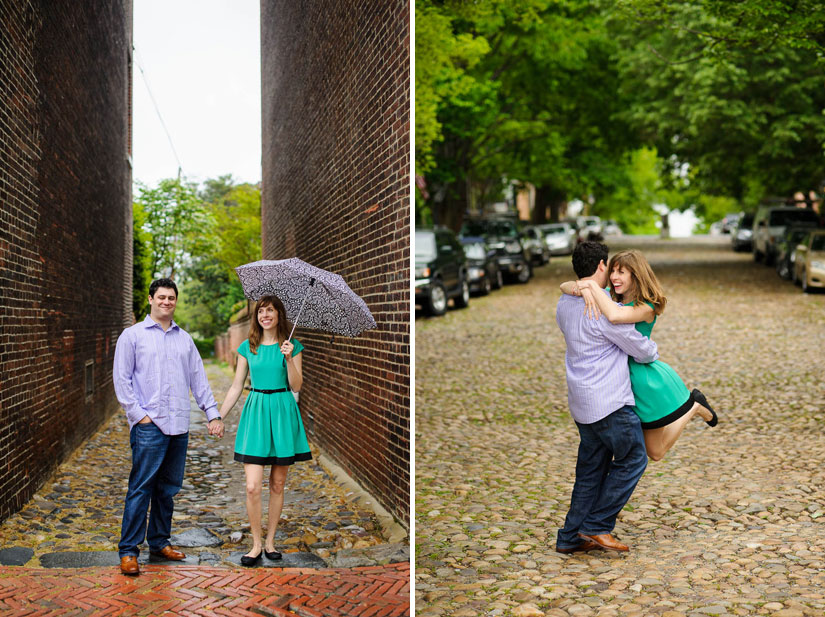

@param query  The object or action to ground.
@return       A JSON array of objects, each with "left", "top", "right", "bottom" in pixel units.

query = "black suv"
[
  {"left": 459, "top": 218, "right": 531, "bottom": 284},
  {"left": 415, "top": 227, "right": 470, "bottom": 316}
]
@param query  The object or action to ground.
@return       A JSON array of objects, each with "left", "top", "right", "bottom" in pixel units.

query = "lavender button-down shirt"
[
  {"left": 556, "top": 290, "right": 659, "bottom": 424},
  {"left": 113, "top": 315, "right": 220, "bottom": 434}
]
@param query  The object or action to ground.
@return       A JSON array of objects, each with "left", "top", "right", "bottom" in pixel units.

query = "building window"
[{"left": 85, "top": 360, "right": 94, "bottom": 399}]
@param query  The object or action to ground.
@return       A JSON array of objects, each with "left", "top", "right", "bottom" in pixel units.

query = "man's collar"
[{"left": 142, "top": 314, "right": 179, "bottom": 330}]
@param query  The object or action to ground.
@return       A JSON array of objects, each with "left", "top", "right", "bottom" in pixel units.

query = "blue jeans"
[
  {"left": 557, "top": 406, "right": 648, "bottom": 549},
  {"left": 118, "top": 422, "right": 188, "bottom": 557}
]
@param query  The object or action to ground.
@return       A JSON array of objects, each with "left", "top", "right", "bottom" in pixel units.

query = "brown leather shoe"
[
  {"left": 556, "top": 539, "right": 600, "bottom": 554},
  {"left": 120, "top": 555, "right": 139, "bottom": 575},
  {"left": 578, "top": 533, "right": 629, "bottom": 552},
  {"left": 149, "top": 545, "right": 186, "bottom": 561}
]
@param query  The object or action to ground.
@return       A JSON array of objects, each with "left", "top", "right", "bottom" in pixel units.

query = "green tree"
[
  {"left": 610, "top": 0, "right": 825, "bottom": 208},
  {"left": 132, "top": 201, "right": 152, "bottom": 321},
  {"left": 135, "top": 177, "right": 212, "bottom": 279},
  {"left": 174, "top": 179, "right": 261, "bottom": 339}
]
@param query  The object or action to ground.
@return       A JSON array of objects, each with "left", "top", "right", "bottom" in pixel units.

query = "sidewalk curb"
[{"left": 317, "top": 453, "right": 408, "bottom": 543}]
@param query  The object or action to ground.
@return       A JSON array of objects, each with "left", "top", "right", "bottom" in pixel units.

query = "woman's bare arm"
[{"left": 577, "top": 279, "right": 655, "bottom": 324}]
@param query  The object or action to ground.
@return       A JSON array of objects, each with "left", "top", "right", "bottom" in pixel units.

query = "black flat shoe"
[
  {"left": 692, "top": 389, "right": 718, "bottom": 427},
  {"left": 264, "top": 549, "right": 282, "bottom": 560},
  {"left": 240, "top": 551, "right": 262, "bottom": 567}
]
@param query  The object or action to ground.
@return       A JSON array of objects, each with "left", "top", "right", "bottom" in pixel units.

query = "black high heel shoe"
[
  {"left": 264, "top": 549, "right": 282, "bottom": 560},
  {"left": 692, "top": 389, "right": 718, "bottom": 427},
  {"left": 240, "top": 550, "right": 262, "bottom": 567}
]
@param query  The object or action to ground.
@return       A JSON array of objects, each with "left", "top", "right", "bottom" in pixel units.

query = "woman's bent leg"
[
  {"left": 265, "top": 466, "right": 289, "bottom": 552},
  {"left": 244, "top": 464, "right": 265, "bottom": 556},
  {"left": 644, "top": 402, "right": 708, "bottom": 461}
]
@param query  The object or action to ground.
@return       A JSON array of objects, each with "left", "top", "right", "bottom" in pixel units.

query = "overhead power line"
[{"left": 133, "top": 44, "right": 184, "bottom": 178}]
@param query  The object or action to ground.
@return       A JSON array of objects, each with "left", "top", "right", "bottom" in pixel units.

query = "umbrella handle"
[{"left": 287, "top": 277, "right": 315, "bottom": 343}]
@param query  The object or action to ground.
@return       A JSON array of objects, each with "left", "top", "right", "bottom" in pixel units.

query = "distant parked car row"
[
  {"left": 731, "top": 205, "right": 825, "bottom": 293},
  {"left": 415, "top": 216, "right": 621, "bottom": 317}
]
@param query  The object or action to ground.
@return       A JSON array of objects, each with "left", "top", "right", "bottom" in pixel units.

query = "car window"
[
  {"left": 415, "top": 231, "right": 436, "bottom": 259},
  {"left": 812, "top": 234, "right": 825, "bottom": 251},
  {"left": 769, "top": 209, "right": 819, "bottom": 226},
  {"left": 542, "top": 225, "right": 565, "bottom": 235},
  {"left": 463, "top": 243, "right": 486, "bottom": 259}
]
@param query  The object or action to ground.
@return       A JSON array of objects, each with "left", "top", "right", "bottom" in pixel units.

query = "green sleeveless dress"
[
  {"left": 233, "top": 339, "right": 312, "bottom": 466},
  {"left": 628, "top": 303, "right": 694, "bottom": 429}
]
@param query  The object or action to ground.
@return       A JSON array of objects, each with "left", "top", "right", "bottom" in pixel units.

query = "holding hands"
[{"left": 208, "top": 417, "right": 225, "bottom": 438}]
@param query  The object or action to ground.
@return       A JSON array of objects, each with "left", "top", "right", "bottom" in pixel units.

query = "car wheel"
[
  {"left": 479, "top": 275, "right": 492, "bottom": 296},
  {"left": 424, "top": 282, "right": 447, "bottom": 316},
  {"left": 453, "top": 279, "right": 470, "bottom": 308},
  {"left": 802, "top": 271, "right": 809, "bottom": 293},
  {"left": 517, "top": 263, "right": 531, "bottom": 284},
  {"left": 493, "top": 269, "right": 504, "bottom": 290},
  {"left": 777, "top": 260, "right": 788, "bottom": 279}
]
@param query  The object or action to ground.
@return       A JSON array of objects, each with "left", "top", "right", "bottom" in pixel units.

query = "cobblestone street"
[
  {"left": 0, "top": 362, "right": 409, "bottom": 615},
  {"left": 415, "top": 236, "right": 825, "bottom": 617}
]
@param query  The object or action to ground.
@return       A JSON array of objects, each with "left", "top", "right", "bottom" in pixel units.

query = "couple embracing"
[{"left": 555, "top": 242, "right": 719, "bottom": 554}]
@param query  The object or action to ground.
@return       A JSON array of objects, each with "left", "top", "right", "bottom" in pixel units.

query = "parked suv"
[
  {"left": 731, "top": 212, "right": 755, "bottom": 252},
  {"left": 415, "top": 227, "right": 470, "bottom": 316},
  {"left": 520, "top": 225, "right": 551, "bottom": 266},
  {"left": 459, "top": 218, "right": 531, "bottom": 284},
  {"left": 752, "top": 206, "right": 819, "bottom": 265}
]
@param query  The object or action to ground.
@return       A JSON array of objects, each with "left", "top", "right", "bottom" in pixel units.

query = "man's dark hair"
[
  {"left": 149, "top": 278, "right": 178, "bottom": 298},
  {"left": 572, "top": 241, "right": 609, "bottom": 278}
]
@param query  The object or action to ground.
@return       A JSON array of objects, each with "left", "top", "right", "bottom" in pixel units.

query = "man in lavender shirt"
[
  {"left": 113, "top": 278, "right": 225, "bottom": 575},
  {"left": 555, "top": 242, "right": 659, "bottom": 553}
]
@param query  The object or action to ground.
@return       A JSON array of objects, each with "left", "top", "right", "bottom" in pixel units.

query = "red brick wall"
[
  {"left": 260, "top": 1, "right": 410, "bottom": 528},
  {"left": 0, "top": 0, "right": 133, "bottom": 522}
]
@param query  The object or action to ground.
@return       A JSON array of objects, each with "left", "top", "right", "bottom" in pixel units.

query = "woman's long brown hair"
[
  {"left": 248, "top": 295, "right": 292, "bottom": 355},
  {"left": 607, "top": 249, "right": 667, "bottom": 316}
]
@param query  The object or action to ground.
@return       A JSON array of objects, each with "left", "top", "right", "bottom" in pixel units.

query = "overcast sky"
[{"left": 132, "top": 1, "right": 261, "bottom": 188}]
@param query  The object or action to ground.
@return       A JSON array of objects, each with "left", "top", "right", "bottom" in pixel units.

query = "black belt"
[{"left": 251, "top": 387, "right": 289, "bottom": 394}]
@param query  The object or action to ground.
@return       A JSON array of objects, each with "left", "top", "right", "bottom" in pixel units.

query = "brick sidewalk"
[{"left": 0, "top": 562, "right": 410, "bottom": 616}]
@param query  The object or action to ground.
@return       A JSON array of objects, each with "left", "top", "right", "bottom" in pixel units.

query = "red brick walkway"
[{"left": 0, "top": 563, "right": 410, "bottom": 616}]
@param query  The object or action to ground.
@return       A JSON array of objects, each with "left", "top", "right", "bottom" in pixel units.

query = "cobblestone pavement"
[
  {"left": 0, "top": 361, "right": 409, "bottom": 614},
  {"left": 415, "top": 236, "right": 825, "bottom": 617}
]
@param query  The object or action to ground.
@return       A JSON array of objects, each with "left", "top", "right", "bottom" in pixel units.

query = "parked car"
[
  {"left": 538, "top": 222, "right": 578, "bottom": 255},
  {"left": 720, "top": 212, "right": 742, "bottom": 234},
  {"left": 752, "top": 206, "right": 820, "bottom": 265},
  {"left": 776, "top": 225, "right": 816, "bottom": 280},
  {"left": 602, "top": 219, "right": 623, "bottom": 236},
  {"left": 793, "top": 229, "right": 825, "bottom": 293},
  {"left": 415, "top": 226, "right": 470, "bottom": 316},
  {"left": 460, "top": 236, "right": 502, "bottom": 295},
  {"left": 520, "top": 225, "right": 551, "bottom": 266},
  {"left": 459, "top": 218, "right": 531, "bottom": 284},
  {"left": 731, "top": 212, "right": 755, "bottom": 252},
  {"left": 574, "top": 216, "right": 603, "bottom": 241}
]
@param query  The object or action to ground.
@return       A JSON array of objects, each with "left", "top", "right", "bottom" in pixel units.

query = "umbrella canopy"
[{"left": 234, "top": 258, "right": 377, "bottom": 338}]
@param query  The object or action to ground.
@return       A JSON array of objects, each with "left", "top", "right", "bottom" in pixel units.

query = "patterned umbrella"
[{"left": 234, "top": 258, "right": 376, "bottom": 340}]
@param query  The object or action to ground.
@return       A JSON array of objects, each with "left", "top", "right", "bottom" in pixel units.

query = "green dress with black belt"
[
  {"left": 628, "top": 302, "right": 694, "bottom": 429},
  {"left": 234, "top": 339, "right": 312, "bottom": 465}
]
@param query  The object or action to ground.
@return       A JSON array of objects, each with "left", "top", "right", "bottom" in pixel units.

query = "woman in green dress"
[
  {"left": 562, "top": 249, "right": 718, "bottom": 461},
  {"left": 218, "top": 295, "right": 312, "bottom": 566}
]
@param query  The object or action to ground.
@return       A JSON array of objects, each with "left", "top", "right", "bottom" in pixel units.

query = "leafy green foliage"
[
  {"left": 131, "top": 201, "right": 152, "bottom": 321},
  {"left": 132, "top": 175, "right": 261, "bottom": 339},
  {"left": 611, "top": 0, "right": 825, "bottom": 207}
]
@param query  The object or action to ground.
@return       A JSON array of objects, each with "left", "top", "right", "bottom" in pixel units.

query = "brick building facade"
[
  {"left": 0, "top": 1, "right": 133, "bottom": 522},
  {"left": 260, "top": 1, "right": 410, "bottom": 527}
]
